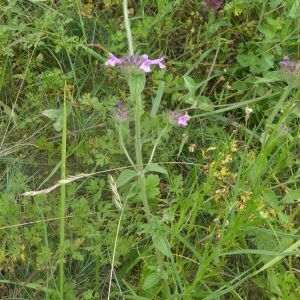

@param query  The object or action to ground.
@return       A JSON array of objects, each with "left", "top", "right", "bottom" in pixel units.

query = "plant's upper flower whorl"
[
  {"left": 169, "top": 111, "right": 190, "bottom": 127},
  {"left": 279, "top": 56, "right": 300, "bottom": 86},
  {"left": 279, "top": 56, "right": 299, "bottom": 74},
  {"left": 177, "top": 113, "right": 189, "bottom": 127},
  {"left": 105, "top": 52, "right": 165, "bottom": 74},
  {"left": 203, "top": 0, "right": 224, "bottom": 11}
]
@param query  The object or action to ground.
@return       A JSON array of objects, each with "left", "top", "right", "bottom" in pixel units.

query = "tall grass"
[{"left": 59, "top": 82, "right": 68, "bottom": 297}]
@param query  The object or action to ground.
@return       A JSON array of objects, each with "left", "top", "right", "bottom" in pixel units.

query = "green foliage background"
[{"left": 0, "top": 0, "right": 300, "bottom": 299}]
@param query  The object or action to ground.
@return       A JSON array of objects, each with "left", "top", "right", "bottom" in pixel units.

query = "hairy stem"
[
  {"left": 123, "top": 0, "right": 134, "bottom": 56},
  {"left": 134, "top": 92, "right": 151, "bottom": 217},
  {"left": 134, "top": 86, "right": 171, "bottom": 297}
]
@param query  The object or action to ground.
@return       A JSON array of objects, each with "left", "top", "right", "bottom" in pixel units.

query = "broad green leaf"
[
  {"left": 42, "top": 104, "right": 71, "bottom": 131},
  {"left": 197, "top": 96, "right": 213, "bottom": 111},
  {"left": 282, "top": 190, "right": 300, "bottom": 204},
  {"left": 153, "top": 233, "right": 171, "bottom": 258},
  {"left": 263, "top": 189, "right": 278, "bottom": 208},
  {"left": 128, "top": 74, "right": 146, "bottom": 96},
  {"left": 183, "top": 74, "right": 196, "bottom": 93},
  {"left": 144, "top": 163, "right": 168, "bottom": 175},
  {"left": 42, "top": 109, "right": 60, "bottom": 121},
  {"left": 146, "top": 174, "right": 160, "bottom": 198},
  {"left": 116, "top": 169, "right": 137, "bottom": 188},
  {"left": 255, "top": 72, "right": 282, "bottom": 83},
  {"left": 42, "top": 108, "right": 63, "bottom": 131},
  {"left": 142, "top": 272, "right": 161, "bottom": 290},
  {"left": 237, "top": 53, "right": 256, "bottom": 67}
]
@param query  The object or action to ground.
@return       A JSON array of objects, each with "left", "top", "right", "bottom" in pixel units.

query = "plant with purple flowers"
[
  {"left": 279, "top": 56, "right": 299, "bottom": 74},
  {"left": 114, "top": 99, "right": 129, "bottom": 121},
  {"left": 279, "top": 56, "right": 300, "bottom": 87},
  {"left": 202, "top": 0, "right": 224, "bottom": 12},
  {"left": 169, "top": 111, "right": 190, "bottom": 127},
  {"left": 105, "top": 52, "right": 165, "bottom": 74},
  {"left": 105, "top": 1, "right": 190, "bottom": 297}
]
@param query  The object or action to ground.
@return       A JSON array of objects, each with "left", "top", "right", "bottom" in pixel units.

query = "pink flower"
[
  {"left": 203, "top": 0, "right": 224, "bottom": 11},
  {"left": 105, "top": 53, "right": 123, "bottom": 66},
  {"left": 168, "top": 111, "right": 190, "bottom": 127},
  {"left": 139, "top": 55, "right": 166, "bottom": 73},
  {"left": 279, "top": 56, "right": 299, "bottom": 73},
  {"left": 177, "top": 113, "right": 189, "bottom": 127},
  {"left": 105, "top": 53, "right": 166, "bottom": 73}
]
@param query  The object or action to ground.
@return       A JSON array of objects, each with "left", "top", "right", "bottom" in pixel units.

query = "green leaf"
[
  {"left": 197, "top": 96, "right": 213, "bottom": 111},
  {"left": 183, "top": 75, "right": 198, "bottom": 104},
  {"left": 128, "top": 74, "right": 146, "bottom": 96},
  {"left": 42, "top": 108, "right": 63, "bottom": 131},
  {"left": 116, "top": 169, "right": 137, "bottom": 188},
  {"left": 237, "top": 53, "right": 256, "bottom": 67},
  {"left": 144, "top": 163, "right": 168, "bottom": 175},
  {"left": 263, "top": 189, "right": 279, "bottom": 208},
  {"left": 153, "top": 233, "right": 172, "bottom": 258},
  {"left": 288, "top": 0, "right": 300, "bottom": 19},
  {"left": 91, "top": 98, "right": 103, "bottom": 111},
  {"left": 53, "top": 116, "right": 63, "bottom": 131},
  {"left": 146, "top": 174, "right": 160, "bottom": 198},
  {"left": 282, "top": 190, "right": 300, "bottom": 204},
  {"left": 183, "top": 75, "right": 196, "bottom": 93},
  {"left": 72, "top": 251, "right": 84, "bottom": 261},
  {"left": 42, "top": 103, "right": 71, "bottom": 131},
  {"left": 255, "top": 72, "right": 282, "bottom": 83},
  {"left": 142, "top": 272, "right": 161, "bottom": 290},
  {"left": 150, "top": 81, "right": 164, "bottom": 118},
  {"left": 42, "top": 109, "right": 60, "bottom": 121}
]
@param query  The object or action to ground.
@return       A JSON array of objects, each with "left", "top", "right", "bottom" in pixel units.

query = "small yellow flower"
[
  {"left": 188, "top": 143, "right": 197, "bottom": 153},
  {"left": 207, "top": 146, "right": 217, "bottom": 152},
  {"left": 222, "top": 154, "right": 232, "bottom": 164},
  {"left": 230, "top": 140, "right": 238, "bottom": 152},
  {"left": 220, "top": 165, "right": 230, "bottom": 176}
]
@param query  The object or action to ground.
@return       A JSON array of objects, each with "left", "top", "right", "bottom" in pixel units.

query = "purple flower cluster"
[
  {"left": 115, "top": 99, "right": 129, "bottom": 121},
  {"left": 105, "top": 53, "right": 166, "bottom": 73},
  {"left": 169, "top": 111, "right": 190, "bottom": 127},
  {"left": 203, "top": 0, "right": 224, "bottom": 11},
  {"left": 279, "top": 56, "right": 299, "bottom": 74}
]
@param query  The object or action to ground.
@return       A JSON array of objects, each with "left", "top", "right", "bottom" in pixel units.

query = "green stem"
[
  {"left": 134, "top": 92, "right": 150, "bottom": 217},
  {"left": 59, "top": 83, "right": 67, "bottom": 298},
  {"left": 134, "top": 86, "right": 171, "bottom": 297},
  {"left": 123, "top": 0, "right": 134, "bottom": 56}
]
